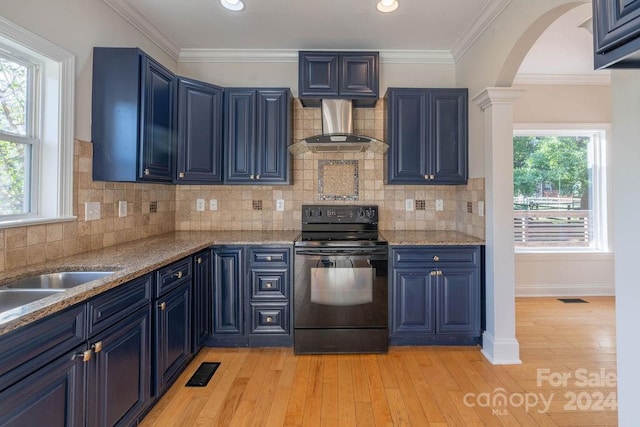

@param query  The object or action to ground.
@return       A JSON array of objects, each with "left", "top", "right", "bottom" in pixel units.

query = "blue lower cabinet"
[
  {"left": 193, "top": 250, "right": 213, "bottom": 353},
  {"left": 0, "top": 346, "right": 86, "bottom": 427},
  {"left": 390, "top": 246, "right": 482, "bottom": 345},
  {"left": 87, "top": 306, "right": 151, "bottom": 427},
  {"left": 154, "top": 281, "right": 192, "bottom": 396}
]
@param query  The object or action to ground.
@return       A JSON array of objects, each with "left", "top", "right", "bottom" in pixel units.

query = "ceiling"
[{"left": 104, "top": 0, "right": 608, "bottom": 84}]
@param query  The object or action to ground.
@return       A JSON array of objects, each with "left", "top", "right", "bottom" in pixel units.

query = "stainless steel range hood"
[{"left": 289, "top": 99, "right": 388, "bottom": 155}]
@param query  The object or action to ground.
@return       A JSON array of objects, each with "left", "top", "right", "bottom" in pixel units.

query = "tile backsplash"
[{"left": 0, "top": 98, "right": 484, "bottom": 273}]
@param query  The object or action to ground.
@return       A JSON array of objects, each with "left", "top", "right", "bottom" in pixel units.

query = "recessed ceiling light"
[
  {"left": 221, "top": 0, "right": 245, "bottom": 11},
  {"left": 377, "top": 0, "right": 399, "bottom": 13}
]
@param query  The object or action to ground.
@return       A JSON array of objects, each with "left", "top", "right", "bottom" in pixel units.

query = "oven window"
[{"left": 311, "top": 267, "right": 373, "bottom": 306}]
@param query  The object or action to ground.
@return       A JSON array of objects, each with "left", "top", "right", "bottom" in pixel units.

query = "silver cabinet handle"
[
  {"left": 256, "top": 174, "right": 260, "bottom": 180},
  {"left": 250, "top": 174, "right": 255, "bottom": 180},
  {"left": 159, "top": 302, "right": 166, "bottom": 311},
  {"left": 74, "top": 349, "right": 92, "bottom": 362}
]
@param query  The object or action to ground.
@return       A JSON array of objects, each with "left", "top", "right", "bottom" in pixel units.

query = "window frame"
[
  {"left": 0, "top": 16, "right": 75, "bottom": 228},
  {"left": 513, "top": 123, "right": 611, "bottom": 253}
]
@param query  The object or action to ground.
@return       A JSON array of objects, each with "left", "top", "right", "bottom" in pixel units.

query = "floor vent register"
[
  {"left": 557, "top": 298, "right": 588, "bottom": 303},
  {"left": 185, "top": 362, "right": 220, "bottom": 387}
]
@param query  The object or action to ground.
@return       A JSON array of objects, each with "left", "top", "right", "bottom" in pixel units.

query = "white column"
[
  {"left": 610, "top": 71, "right": 640, "bottom": 426},
  {"left": 472, "top": 87, "right": 524, "bottom": 365}
]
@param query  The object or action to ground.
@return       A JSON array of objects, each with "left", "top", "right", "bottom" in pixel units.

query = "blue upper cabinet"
[
  {"left": 299, "top": 51, "right": 379, "bottom": 107},
  {"left": 385, "top": 88, "right": 468, "bottom": 185},
  {"left": 224, "top": 88, "right": 291, "bottom": 185},
  {"left": 92, "top": 47, "right": 175, "bottom": 183},
  {"left": 593, "top": 0, "right": 640, "bottom": 68},
  {"left": 175, "top": 78, "right": 223, "bottom": 184}
]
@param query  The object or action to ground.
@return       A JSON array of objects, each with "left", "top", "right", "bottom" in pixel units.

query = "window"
[
  {"left": 0, "top": 16, "right": 75, "bottom": 227},
  {"left": 513, "top": 126, "right": 609, "bottom": 251}
]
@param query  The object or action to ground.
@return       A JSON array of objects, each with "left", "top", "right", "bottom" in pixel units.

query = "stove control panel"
[{"left": 302, "top": 205, "right": 378, "bottom": 224}]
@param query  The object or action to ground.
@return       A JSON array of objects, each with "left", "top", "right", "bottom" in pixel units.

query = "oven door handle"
[{"left": 296, "top": 249, "right": 387, "bottom": 257}]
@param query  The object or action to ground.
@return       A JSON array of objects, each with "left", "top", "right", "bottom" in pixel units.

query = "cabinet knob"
[
  {"left": 266, "top": 256, "right": 272, "bottom": 261},
  {"left": 197, "top": 257, "right": 202, "bottom": 264},
  {"left": 430, "top": 271, "right": 437, "bottom": 276},
  {"left": 265, "top": 282, "right": 273, "bottom": 288},
  {"left": 250, "top": 174, "right": 255, "bottom": 180},
  {"left": 159, "top": 302, "right": 166, "bottom": 311},
  {"left": 91, "top": 341, "right": 103, "bottom": 353},
  {"left": 424, "top": 174, "right": 429, "bottom": 180},
  {"left": 437, "top": 270, "right": 443, "bottom": 276},
  {"left": 178, "top": 172, "right": 185, "bottom": 178},
  {"left": 433, "top": 256, "right": 439, "bottom": 262},
  {"left": 256, "top": 174, "right": 260, "bottom": 180},
  {"left": 144, "top": 168, "right": 150, "bottom": 176},
  {"left": 266, "top": 316, "right": 273, "bottom": 323},
  {"left": 173, "top": 271, "right": 183, "bottom": 279},
  {"left": 74, "top": 349, "right": 92, "bottom": 362},
  {"left": 430, "top": 174, "right": 435, "bottom": 180}
]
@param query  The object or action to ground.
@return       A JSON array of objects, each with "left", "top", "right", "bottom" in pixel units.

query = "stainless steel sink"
[
  {"left": 0, "top": 289, "right": 65, "bottom": 313},
  {"left": 4, "top": 271, "right": 115, "bottom": 290}
]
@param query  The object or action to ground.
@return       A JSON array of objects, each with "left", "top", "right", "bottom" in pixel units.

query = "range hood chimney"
[{"left": 289, "top": 99, "right": 388, "bottom": 155}]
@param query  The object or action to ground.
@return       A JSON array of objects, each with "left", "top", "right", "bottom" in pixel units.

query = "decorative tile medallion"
[{"left": 318, "top": 160, "right": 359, "bottom": 201}]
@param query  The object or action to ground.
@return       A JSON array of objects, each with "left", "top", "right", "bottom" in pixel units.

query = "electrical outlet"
[
  {"left": 405, "top": 199, "right": 414, "bottom": 211},
  {"left": 196, "top": 198, "right": 205, "bottom": 212},
  {"left": 85, "top": 202, "right": 101, "bottom": 221},
  {"left": 435, "top": 199, "right": 444, "bottom": 211},
  {"left": 478, "top": 201, "right": 484, "bottom": 217},
  {"left": 276, "top": 199, "right": 285, "bottom": 211},
  {"left": 118, "top": 201, "right": 127, "bottom": 218},
  {"left": 209, "top": 199, "right": 218, "bottom": 211}
]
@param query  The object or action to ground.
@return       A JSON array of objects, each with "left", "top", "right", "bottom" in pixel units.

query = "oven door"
[{"left": 294, "top": 247, "right": 388, "bottom": 330}]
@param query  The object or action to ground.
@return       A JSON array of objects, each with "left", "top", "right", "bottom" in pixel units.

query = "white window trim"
[
  {"left": 513, "top": 123, "right": 612, "bottom": 254},
  {"left": 0, "top": 16, "right": 75, "bottom": 228}
]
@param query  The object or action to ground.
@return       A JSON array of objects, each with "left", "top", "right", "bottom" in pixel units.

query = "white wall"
[
  {"left": 513, "top": 84, "right": 615, "bottom": 296},
  {"left": 0, "top": 0, "right": 177, "bottom": 142}
]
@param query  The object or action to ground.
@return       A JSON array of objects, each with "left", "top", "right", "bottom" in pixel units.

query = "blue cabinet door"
[
  {"left": 154, "top": 282, "right": 192, "bottom": 396},
  {"left": 391, "top": 268, "right": 435, "bottom": 335},
  {"left": 175, "top": 78, "right": 223, "bottom": 183},
  {"left": 140, "top": 56, "right": 174, "bottom": 181},
  {"left": 193, "top": 250, "right": 213, "bottom": 352},
  {"left": 436, "top": 267, "right": 480, "bottom": 335},
  {"left": 0, "top": 346, "right": 85, "bottom": 427},
  {"left": 255, "top": 90, "right": 291, "bottom": 184},
  {"left": 91, "top": 47, "right": 174, "bottom": 183},
  {"left": 593, "top": 0, "right": 640, "bottom": 68},
  {"left": 88, "top": 306, "right": 151, "bottom": 427},
  {"left": 429, "top": 89, "right": 468, "bottom": 184},
  {"left": 299, "top": 52, "right": 339, "bottom": 99},
  {"left": 386, "top": 89, "right": 428, "bottom": 184},
  {"left": 213, "top": 247, "right": 244, "bottom": 335},
  {"left": 386, "top": 88, "right": 467, "bottom": 185},
  {"left": 224, "top": 88, "right": 291, "bottom": 184},
  {"left": 340, "top": 53, "right": 379, "bottom": 100}
]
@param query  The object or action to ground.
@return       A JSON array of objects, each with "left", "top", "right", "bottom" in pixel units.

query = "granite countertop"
[
  {"left": 381, "top": 230, "right": 485, "bottom": 246},
  {"left": 0, "top": 230, "right": 300, "bottom": 336}
]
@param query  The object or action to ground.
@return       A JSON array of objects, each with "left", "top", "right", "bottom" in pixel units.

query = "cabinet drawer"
[
  {"left": 87, "top": 274, "right": 152, "bottom": 337},
  {"left": 0, "top": 305, "right": 86, "bottom": 391},
  {"left": 250, "top": 270, "right": 288, "bottom": 300},
  {"left": 392, "top": 246, "right": 480, "bottom": 267},
  {"left": 249, "top": 247, "right": 290, "bottom": 267},
  {"left": 156, "top": 257, "right": 192, "bottom": 297},
  {"left": 249, "top": 303, "right": 289, "bottom": 335}
]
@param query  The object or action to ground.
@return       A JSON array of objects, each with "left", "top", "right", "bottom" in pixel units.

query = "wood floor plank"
[{"left": 140, "top": 297, "right": 617, "bottom": 426}]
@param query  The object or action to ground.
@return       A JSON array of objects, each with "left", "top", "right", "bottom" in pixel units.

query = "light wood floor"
[{"left": 141, "top": 297, "right": 617, "bottom": 426}]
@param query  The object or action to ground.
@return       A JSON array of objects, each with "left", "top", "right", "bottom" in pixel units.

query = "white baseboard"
[
  {"left": 516, "top": 283, "right": 615, "bottom": 297},
  {"left": 480, "top": 332, "right": 522, "bottom": 365}
]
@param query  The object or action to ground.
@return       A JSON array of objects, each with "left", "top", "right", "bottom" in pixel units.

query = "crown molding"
[
  {"left": 451, "top": 0, "right": 513, "bottom": 62},
  {"left": 179, "top": 48, "right": 454, "bottom": 64},
  {"left": 103, "top": 0, "right": 180, "bottom": 61},
  {"left": 513, "top": 73, "right": 611, "bottom": 86}
]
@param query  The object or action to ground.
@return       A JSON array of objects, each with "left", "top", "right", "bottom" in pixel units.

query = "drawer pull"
[
  {"left": 91, "top": 341, "right": 103, "bottom": 353},
  {"left": 265, "top": 282, "right": 273, "bottom": 288},
  {"left": 266, "top": 316, "right": 273, "bottom": 323},
  {"left": 159, "top": 302, "right": 166, "bottom": 311},
  {"left": 433, "top": 256, "right": 440, "bottom": 262},
  {"left": 266, "top": 256, "right": 272, "bottom": 261},
  {"left": 178, "top": 172, "right": 185, "bottom": 178},
  {"left": 74, "top": 350, "right": 92, "bottom": 362},
  {"left": 172, "top": 271, "right": 183, "bottom": 279}
]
